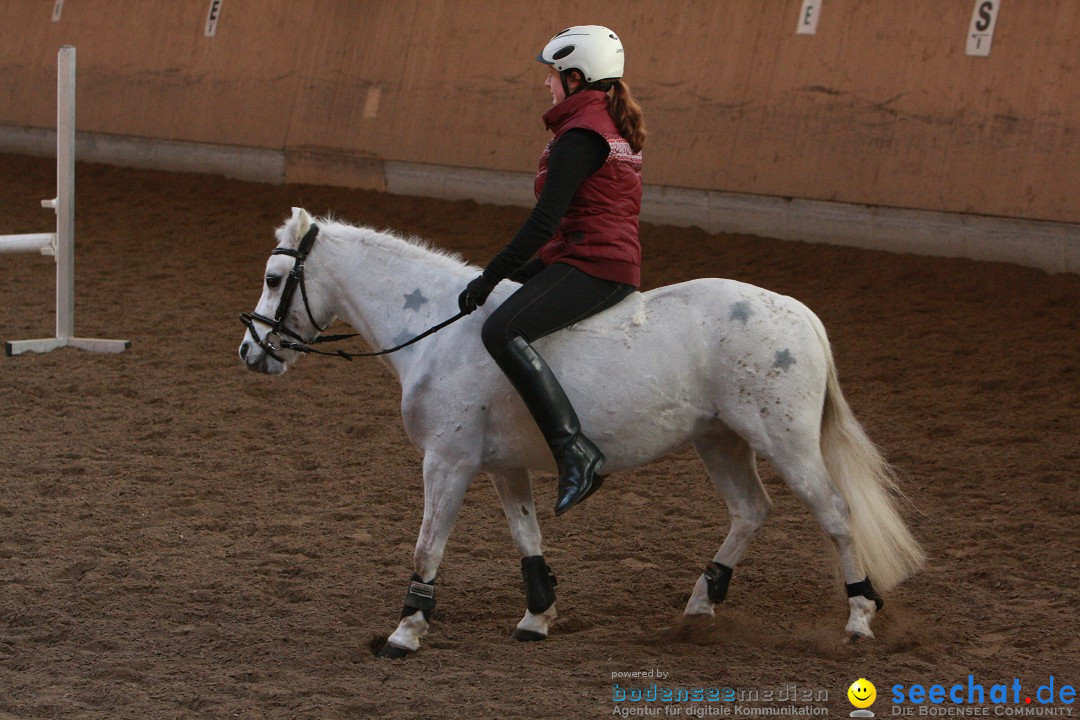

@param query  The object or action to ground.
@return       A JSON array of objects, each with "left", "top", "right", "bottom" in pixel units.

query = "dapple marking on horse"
[{"left": 239, "top": 208, "right": 925, "bottom": 658}]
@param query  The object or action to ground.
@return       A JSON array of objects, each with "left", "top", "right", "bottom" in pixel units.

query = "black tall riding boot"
[{"left": 495, "top": 336, "right": 605, "bottom": 515}]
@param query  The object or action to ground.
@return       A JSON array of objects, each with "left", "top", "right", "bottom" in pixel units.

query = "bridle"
[
  {"left": 239, "top": 223, "right": 466, "bottom": 363},
  {"left": 239, "top": 224, "right": 331, "bottom": 363}
]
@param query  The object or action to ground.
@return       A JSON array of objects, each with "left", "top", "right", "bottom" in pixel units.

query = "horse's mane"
[{"left": 315, "top": 215, "right": 474, "bottom": 273}]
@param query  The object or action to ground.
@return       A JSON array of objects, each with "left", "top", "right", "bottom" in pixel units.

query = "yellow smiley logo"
[{"left": 848, "top": 678, "right": 877, "bottom": 708}]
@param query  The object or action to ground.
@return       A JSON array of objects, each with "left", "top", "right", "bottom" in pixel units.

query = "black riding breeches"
[{"left": 481, "top": 262, "right": 635, "bottom": 358}]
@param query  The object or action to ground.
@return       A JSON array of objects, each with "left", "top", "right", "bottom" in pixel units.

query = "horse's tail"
[{"left": 807, "top": 311, "right": 926, "bottom": 592}]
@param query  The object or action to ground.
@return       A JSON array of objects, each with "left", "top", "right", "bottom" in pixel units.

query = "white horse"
[{"left": 239, "top": 208, "right": 925, "bottom": 659}]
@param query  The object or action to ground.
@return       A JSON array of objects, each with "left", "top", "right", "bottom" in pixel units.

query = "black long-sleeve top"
[{"left": 482, "top": 129, "right": 610, "bottom": 283}]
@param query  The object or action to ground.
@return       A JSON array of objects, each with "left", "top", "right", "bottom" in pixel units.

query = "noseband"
[
  {"left": 240, "top": 223, "right": 467, "bottom": 362},
  {"left": 239, "top": 224, "right": 328, "bottom": 363}
]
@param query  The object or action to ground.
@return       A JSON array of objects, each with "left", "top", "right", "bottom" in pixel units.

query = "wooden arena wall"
[{"left": 1, "top": 0, "right": 1078, "bottom": 270}]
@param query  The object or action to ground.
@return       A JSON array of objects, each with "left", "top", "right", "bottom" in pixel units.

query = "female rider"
[{"left": 458, "top": 25, "right": 647, "bottom": 516}]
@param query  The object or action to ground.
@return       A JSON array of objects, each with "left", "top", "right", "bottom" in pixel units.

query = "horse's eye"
[{"left": 266, "top": 275, "right": 282, "bottom": 289}]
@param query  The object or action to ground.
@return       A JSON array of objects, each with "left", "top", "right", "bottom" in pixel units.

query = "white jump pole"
[
  {"left": 0, "top": 233, "right": 55, "bottom": 255},
  {"left": 3, "top": 46, "right": 129, "bottom": 357}
]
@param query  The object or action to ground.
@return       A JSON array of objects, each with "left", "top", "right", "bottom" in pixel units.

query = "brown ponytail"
[{"left": 608, "top": 79, "right": 647, "bottom": 154}]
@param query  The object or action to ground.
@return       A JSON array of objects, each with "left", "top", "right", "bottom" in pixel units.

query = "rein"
[{"left": 239, "top": 223, "right": 466, "bottom": 363}]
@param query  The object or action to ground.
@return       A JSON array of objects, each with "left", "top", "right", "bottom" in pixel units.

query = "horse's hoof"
[
  {"left": 511, "top": 628, "right": 547, "bottom": 642},
  {"left": 843, "top": 631, "right": 870, "bottom": 645},
  {"left": 377, "top": 643, "right": 413, "bottom": 660}
]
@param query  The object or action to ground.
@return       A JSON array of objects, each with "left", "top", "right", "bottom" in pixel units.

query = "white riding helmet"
[{"left": 536, "top": 25, "right": 625, "bottom": 83}]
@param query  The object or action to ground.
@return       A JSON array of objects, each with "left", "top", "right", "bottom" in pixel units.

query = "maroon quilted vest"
[{"left": 535, "top": 90, "right": 643, "bottom": 287}]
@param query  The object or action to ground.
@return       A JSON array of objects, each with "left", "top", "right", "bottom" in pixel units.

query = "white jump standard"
[{"left": 2, "top": 46, "right": 128, "bottom": 357}]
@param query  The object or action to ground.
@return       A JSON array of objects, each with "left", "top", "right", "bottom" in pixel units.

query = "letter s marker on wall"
[{"left": 966, "top": 0, "right": 1000, "bottom": 57}]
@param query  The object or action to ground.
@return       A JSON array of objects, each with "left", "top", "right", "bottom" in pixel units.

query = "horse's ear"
[{"left": 289, "top": 207, "right": 313, "bottom": 246}]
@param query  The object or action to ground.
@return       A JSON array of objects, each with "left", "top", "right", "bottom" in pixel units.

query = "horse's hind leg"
[
  {"left": 684, "top": 432, "right": 772, "bottom": 616},
  {"left": 489, "top": 469, "right": 558, "bottom": 641},
  {"left": 769, "top": 446, "right": 880, "bottom": 641}
]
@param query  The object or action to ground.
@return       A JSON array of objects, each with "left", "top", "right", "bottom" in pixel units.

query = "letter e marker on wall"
[
  {"left": 205, "top": 0, "right": 224, "bottom": 38},
  {"left": 966, "top": 0, "right": 1000, "bottom": 57},
  {"left": 797, "top": 0, "right": 822, "bottom": 35}
]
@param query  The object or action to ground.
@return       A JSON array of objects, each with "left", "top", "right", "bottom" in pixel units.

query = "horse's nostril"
[{"left": 240, "top": 342, "right": 249, "bottom": 360}]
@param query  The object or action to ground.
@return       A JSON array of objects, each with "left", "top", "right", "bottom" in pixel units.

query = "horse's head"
[{"left": 239, "top": 207, "right": 330, "bottom": 374}]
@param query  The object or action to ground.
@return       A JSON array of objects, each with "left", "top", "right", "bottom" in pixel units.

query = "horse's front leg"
[
  {"left": 378, "top": 451, "right": 477, "bottom": 659},
  {"left": 489, "top": 469, "right": 558, "bottom": 642}
]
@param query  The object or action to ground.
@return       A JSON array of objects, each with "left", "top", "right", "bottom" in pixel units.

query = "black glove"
[
  {"left": 458, "top": 274, "right": 497, "bottom": 314},
  {"left": 508, "top": 258, "right": 546, "bottom": 284}
]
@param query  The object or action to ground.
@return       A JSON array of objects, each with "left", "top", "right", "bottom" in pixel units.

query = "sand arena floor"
[{"left": 0, "top": 154, "right": 1077, "bottom": 719}]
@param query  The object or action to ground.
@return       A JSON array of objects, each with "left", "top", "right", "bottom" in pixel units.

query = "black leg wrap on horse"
[
  {"left": 520, "top": 555, "right": 558, "bottom": 615},
  {"left": 400, "top": 573, "right": 436, "bottom": 622},
  {"left": 704, "top": 562, "right": 733, "bottom": 604},
  {"left": 845, "top": 577, "right": 884, "bottom": 611}
]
